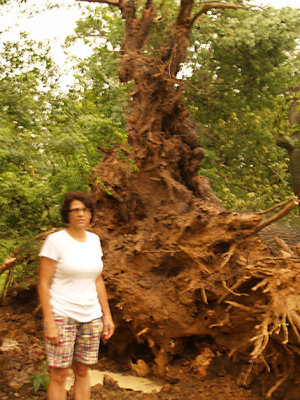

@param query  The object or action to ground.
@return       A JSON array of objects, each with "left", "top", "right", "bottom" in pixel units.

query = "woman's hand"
[
  {"left": 96, "top": 274, "right": 115, "bottom": 340},
  {"left": 45, "top": 321, "right": 61, "bottom": 345},
  {"left": 102, "top": 314, "right": 115, "bottom": 340}
]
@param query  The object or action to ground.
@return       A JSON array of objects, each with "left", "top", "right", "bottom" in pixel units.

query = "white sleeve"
[{"left": 39, "top": 234, "right": 60, "bottom": 261}]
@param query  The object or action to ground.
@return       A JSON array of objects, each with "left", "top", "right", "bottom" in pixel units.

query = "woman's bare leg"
[
  {"left": 48, "top": 367, "right": 69, "bottom": 400},
  {"left": 72, "top": 361, "right": 91, "bottom": 400}
]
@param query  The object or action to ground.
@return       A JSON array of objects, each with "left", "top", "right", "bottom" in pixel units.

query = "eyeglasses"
[{"left": 68, "top": 208, "right": 91, "bottom": 214}]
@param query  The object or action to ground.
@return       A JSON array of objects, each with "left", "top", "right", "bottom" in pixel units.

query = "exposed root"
[
  {"left": 225, "top": 300, "right": 256, "bottom": 314},
  {"left": 287, "top": 311, "right": 300, "bottom": 343},
  {"left": 266, "top": 356, "right": 294, "bottom": 398},
  {"left": 209, "top": 313, "right": 230, "bottom": 329},
  {"left": 240, "top": 362, "right": 254, "bottom": 387},
  {"left": 250, "top": 319, "right": 270, "bottom": 360},
  {"left": 257, "top": 198, "right": 295, "bottom": 215},
  {"left": 280, "top": 313, "right": 288, "bottom": 344},
  {"left": 260, "top": 354, "right": 270, "bottom": 373},
  {"left": 228, "top": 341, "right": 247, "bottom": 358},
  {"left": 274, "top": 237, "right": 293, "bottom": 256},
  {"left": 0, "top": 230, "right": 54, "bottom": 300},
  {"left": 219, "top": 243, "right": 236, "bottom": 269},
  {"left": 222, "top": 279, "right": 248, "bottom": 297},
  {"left": 218, "top": 274, "right": 251, "bottom": 303},
  {"left": 253, "top": 199, "right": 298, "bottom": 233},
  {"left": 243, "top": 254, "right": 300, "bottom": 397},
  {"left": 201, "top": 286, "right": 207, "bottom": 304},
  {"left": 0, "top": 269, "right": 13, "bottom": 302},
  {"left": 249, "top": 256, "right": 300, "bottom": 263},
  {"left": 0, "top": 256, "right": 16, "bottom": 275},
  {"left": 1, "top": 194, "right": 299, "bottom": 399},
  {"left": 266, "top": 374, "right": 289, "bottom": 398}
]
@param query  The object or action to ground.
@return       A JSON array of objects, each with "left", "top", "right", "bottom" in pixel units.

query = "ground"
[{"left": 0, "top": 290, "right": 295, "bottom": 400}]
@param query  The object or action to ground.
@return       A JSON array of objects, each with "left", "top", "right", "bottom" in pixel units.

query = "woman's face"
[{"left": 67, "top": 199, "right": 91, "bottom": 230}]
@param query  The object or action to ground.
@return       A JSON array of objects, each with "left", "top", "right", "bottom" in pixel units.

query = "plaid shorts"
[{"left": 45, "top": 314, "right": 103, "bottom": 368}]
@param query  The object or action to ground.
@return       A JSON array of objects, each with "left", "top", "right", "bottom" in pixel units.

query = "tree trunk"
[{"left": 277, "top": 85, "right": 300, "bottom": 200}]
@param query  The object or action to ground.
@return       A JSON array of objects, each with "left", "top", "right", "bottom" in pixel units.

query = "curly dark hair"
[{"left": 61, "top": 191, "right": 95, "bottom": 224}]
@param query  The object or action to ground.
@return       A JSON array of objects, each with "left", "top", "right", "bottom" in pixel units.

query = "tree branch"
[
  {"left": 145, "top": 0, "right": 153, "bottom": 9},
  {"left": 191, "top": 3, "right": 238, "bottom": 27},
  {"left": 254, "top": 155, "right": 290, "bottom": 185},
  {"left": 276, "top": 134, "right": 295, "bottom": 152},
  {"left": 160, "top": 0, "right": 194, "bottom": 75},
  {"left": 176, "top": 0, "right": 194, "bottom": 26},
  {"left": 78, "top": 0, "right": 121, "bottom": 7},
  {"left": 136, "top": 0, "right": 156, "bottom": 49},
  {"left": 158, "top": 0, "right": 166, "bottom": 10},
  {"left": 163, "top": 1, "right": 239, "bottom": 77}
]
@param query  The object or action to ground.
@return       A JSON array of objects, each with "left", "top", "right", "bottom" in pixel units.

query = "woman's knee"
[
  {"left": 50, "top": 367, "right": 69, "bottom": 385},
  {"left": 72, "top": 361, "right": 89, "bottom": 378}
]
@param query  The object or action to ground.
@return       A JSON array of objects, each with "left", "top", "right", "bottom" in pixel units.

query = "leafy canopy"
[{"left": 184, "top": 6, "right": 300, "bottom": 210}]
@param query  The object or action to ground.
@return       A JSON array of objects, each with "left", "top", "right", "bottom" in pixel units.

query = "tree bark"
[{"left": 277, "top": 86, "right": 300, "bottom": 199}]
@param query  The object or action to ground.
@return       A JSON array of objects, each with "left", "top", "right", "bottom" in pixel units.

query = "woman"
[{"left": 38, "top": 191, "right": 114, "bottom": 400}]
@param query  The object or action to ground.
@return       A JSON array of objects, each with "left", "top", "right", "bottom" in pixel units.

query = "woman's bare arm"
[
  {"left": 38, "top": 256, "right": 60, "bottom": 345},
  {"left": 95, "top": 274, "right": 115, "bottom": 340}
]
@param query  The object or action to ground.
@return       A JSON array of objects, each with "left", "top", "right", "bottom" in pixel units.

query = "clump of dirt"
[
  {"left": 1, "top": 200, "right": 300, "bottom": 400},
  {"left": 0, "top": 293, "right": 267, "bottom": 400}
]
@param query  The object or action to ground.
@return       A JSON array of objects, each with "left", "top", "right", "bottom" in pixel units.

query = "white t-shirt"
[{"left": 39, "top": 229, "right": 103, "bottom": 322}]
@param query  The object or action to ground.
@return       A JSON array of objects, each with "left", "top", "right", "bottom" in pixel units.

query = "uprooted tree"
[
  {"left": 1, "top": 0, "right": 300, "bottom": 397},
  {"left": 80, "top": 0, "right": 300, "bottom": 396}
]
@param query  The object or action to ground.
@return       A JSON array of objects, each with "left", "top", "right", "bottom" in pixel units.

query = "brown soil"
[{"left": 0, "top": 290, "right": 298, "bottom": 400}]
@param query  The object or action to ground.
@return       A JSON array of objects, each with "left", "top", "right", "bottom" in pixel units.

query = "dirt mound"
[
  {"left": 1, "top": 293, "right": 299, "bottom": 400},
  {"left": 0, "top": 295, "right": 267, "bottom": 400}
]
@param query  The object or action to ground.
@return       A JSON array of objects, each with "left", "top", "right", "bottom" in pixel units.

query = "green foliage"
[
  {"left": 1, "top": 1, "right": 299, "bottom": 258},
  {"left": 185, "top": 6, "right": 300, "bottom": 210},
  {"left": 30, "top": 361, "right": 50, "bottom": 393},
  {"left": 0, "top": 35, "right": 61, "bottom": 237},
  {"left": 68, "top": 4, "right": 124, "bottom": 50},
  {"left": 143, "top": 0, "right": 179, "bottom": 57},
  {"left": 0, "top": 238, "right": 20, "bottom": 289},
  {"left": 69, "top": 3, "right": 299, "bottom": 212},
  {"left": 0, "top": 29, "right": 127, "bottom": 241}
]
